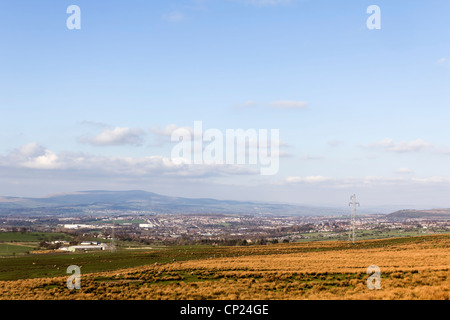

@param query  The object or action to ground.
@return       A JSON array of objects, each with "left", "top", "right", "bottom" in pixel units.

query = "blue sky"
[{"left": 0, "top": 0, "right": 449, "bottom": 208}]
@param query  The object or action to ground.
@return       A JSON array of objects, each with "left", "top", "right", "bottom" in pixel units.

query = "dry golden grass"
[{"left": 0, "top": 235, "right": 449, "bottom": 300}]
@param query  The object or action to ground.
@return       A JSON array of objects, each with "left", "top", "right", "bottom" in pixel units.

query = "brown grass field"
[{"left": 0, "top": 234, "right": 449, "bottom": 300}]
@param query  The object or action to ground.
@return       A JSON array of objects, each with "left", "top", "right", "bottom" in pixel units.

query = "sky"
[{"left": 0, "top": 0, "right": 449, "bottom": 208}]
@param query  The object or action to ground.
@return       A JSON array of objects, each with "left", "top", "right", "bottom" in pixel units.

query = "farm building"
[{"left": 66, "top": 244, "right": 107, "bottom": 252}]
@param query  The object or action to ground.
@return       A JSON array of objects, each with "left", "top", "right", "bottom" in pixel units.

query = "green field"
[
  {"left": 0, "top": 232, "right": 73, "bottom": 242},
  {"left": 0, "top": 243, "right": 36, "bottom": 256},
  {"left": 0, "top": 245, "right": 230, "bottom": 281},
  {"left": 0, "top": 232, "right": 74, "bottom": 257}
]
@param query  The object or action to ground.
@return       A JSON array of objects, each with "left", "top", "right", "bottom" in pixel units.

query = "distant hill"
[
  {"left": 0, "top": 190, "right": 348, "bottom": 217},
  {"left": 386, "top": 209, "right": 450, "bottom": 219}
]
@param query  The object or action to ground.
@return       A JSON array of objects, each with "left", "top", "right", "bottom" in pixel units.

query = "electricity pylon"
[
  {"left": 348, "top": 194, "right": 360, "bottom": 244},
  {"left": 110, "top": 222, "right": 117, "bottom": 252}
]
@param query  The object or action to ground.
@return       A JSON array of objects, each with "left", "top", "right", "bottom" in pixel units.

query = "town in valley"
[{"left": 1, "top": 210, "right": 449, "bottom": 254}]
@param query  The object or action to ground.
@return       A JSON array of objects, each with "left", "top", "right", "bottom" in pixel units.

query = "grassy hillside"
[
  {"left": 387, "top": 209, "right": 450, "bottom": 219},
  {"left": 0, "top": 234, "right": 449, "bottom": 300}
]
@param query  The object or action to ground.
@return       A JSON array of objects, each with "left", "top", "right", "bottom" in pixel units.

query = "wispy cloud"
[
  {"left": 79, "top": 127, "right": 146, "bottom": 147},
  {"left": 411, "top": 176, "right": 449, "bottom": 184},
  {"left": 360, "top": 138, "right": 433, "bottom": 153},
  {"left": 151, "top": 124, "right": 190, "bottom": 137},
  {"left": 269, "top": 100, "right": 308, "bottom": 110},
  {"left": 278, "top": 174, "right": 450, "bottom": 189},
  {"left": 234, "top": 100, "right": 256, "bottom": 109},
  {"left": 300, "top": 154, "right": 324, "bottom": 161},
  {"left": 79, "top": 120, "right": 110, "bottom": 128},
  {"left": 395, "top": 168, "right": 414, "bottom": 174},
  {"left": 162, "top": 11, "right": 185, "bottom": 22},
  {"left": 327, "top": 139, "right": 343, "bottom": 147},
  {"left": 434, "top": 146, "right": 450, "bottom": 155},
  {"left": 284, "top": 175, "right": 331, "bottom": 184},
  {"left": 150, "top": 124, "right": 199, "bottom": 142},
  {"left": 436, "top": 57, "right": 450, "bottom": 68}
]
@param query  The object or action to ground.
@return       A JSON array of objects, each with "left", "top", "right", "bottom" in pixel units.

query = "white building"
[
  {"left": 80, "top": 241, "right": 100, "bottom": 245},
  {"left": 139, "top": 223, "right": 154, "bottom": 228},
  {"left": 63, "top": 224, "right": 95, "bottom": 229}
]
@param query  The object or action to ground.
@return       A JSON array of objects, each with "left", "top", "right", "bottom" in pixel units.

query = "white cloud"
[
  {"left": 269, "top": 100, "right": 308, "bottom": 109},
  {"left": 437, "top": 57, "right": 447, "bottom": 64},
  {"left": 284, "top": 175, "right": 331, "bottom": 184},
  {"left": 79, "top": 127, "right": 145, "bottom": 146},
  {"left": 1, "top": 143, "right": 60, "bottom": 170},
  {"left": 362, "top": 176, "right": 407, "bottom": 185},
  {"left": 17, "top": 143, "right": 47, "bottom": 158},
  {"left": 278, "top": 174, "right": 450, "bottom": 188},
  {"left": 361, "top": 138, "right": 433, "bottom": 153},
  {"left": 0, "top": 143, "right": 259, "bottom": 178},
  {"left": 411, "top": 176, "right": 449, "bottom": 184},
  {"left": 151, "top": 124, "right": 194, "bottom": 138},
  {"left": 354, "top": 175, "right": 450, "bottom": 187},
  {"left": 150, "top": 124, "right": 200, "bottom": 147}
]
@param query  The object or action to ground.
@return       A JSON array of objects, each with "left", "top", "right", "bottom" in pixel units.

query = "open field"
[
  {"left": 0, "top": 232, "right": 74, "bottom": 257},
  {"left": 0, "top": 234, "right": 449, "bottom": 300},
  {"left": 0, "top": 243, "right": 36, "bottom": 256},
  {"left": 0, "top": 232, "right": 73, "bottom": 242},
  {"left": 297, "top": 227, "right": 448, "bottom": 242}
]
